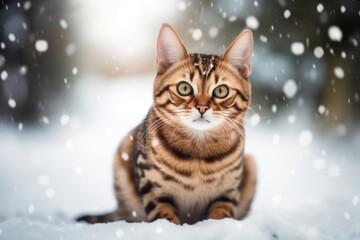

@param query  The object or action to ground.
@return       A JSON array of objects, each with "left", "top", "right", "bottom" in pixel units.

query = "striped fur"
[{"left": 77, "top": 24, "right": 256, "bottom": 225}]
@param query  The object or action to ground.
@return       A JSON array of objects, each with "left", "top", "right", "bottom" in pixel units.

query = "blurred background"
[
  {"left": 0, "top": 0, "right": 359, "bottom": 130},
  {"left": 0, "top": 0, "right": 360, "bottom": 223}
]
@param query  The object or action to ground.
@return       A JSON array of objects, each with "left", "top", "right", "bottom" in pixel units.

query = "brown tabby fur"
[{"left": 77, "top": 24, "right": 256, "bottom": 225}]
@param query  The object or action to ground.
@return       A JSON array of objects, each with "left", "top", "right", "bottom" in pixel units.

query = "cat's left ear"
[
  {"left": 156, "top": 23, "right": 188, "bottom": 74},
  {"left": 221, "top": 29, "right": 253, "bottom": 79}
]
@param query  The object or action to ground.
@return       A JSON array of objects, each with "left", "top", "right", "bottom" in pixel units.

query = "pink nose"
[{"left": 196, "top": 105, "right": 209, "bottom": 114}]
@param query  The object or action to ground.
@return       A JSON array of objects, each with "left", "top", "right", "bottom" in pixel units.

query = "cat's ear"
[
  {"left": 156, "top": 23, "right": 188, "bottom": 74},
  {"left": 221, "top": 29, "right": 253, "bottom": 79}
]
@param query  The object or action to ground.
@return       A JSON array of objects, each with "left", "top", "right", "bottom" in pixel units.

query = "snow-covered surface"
[{"left": 1, "top": 74, "right": 360, "bottom": 240}]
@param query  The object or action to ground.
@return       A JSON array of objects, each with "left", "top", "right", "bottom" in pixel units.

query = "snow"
[
  {"left": 176, "top": 1, "right": 187, "bottom": 11},
  {"left": 283, "top": 79, "right": 297, "bottom": 98},
  {"left": 35, "top": 40, "right": 48, "bottom": 52},
  {"left": 318, "top": 105, "right": 326, "bottom": 114},
  {"left": 316, "top": 3, "right": 324, "bottom": 13},
  {"left": 259, "top": 35, "right": 267, "bottom": 43},
  {"left": 340, "top": 6, "right": 346, "bottom": 13},
  {"left": 1, "top": 74, "right": 360, "bottom": 240},
  {"left": 8, "top": 33, "right": 16, "bottom": 42},
  {"left": 245, "top": 16, "right": 259, "bottom": 30},
  {"left": 1, "top": 70, "right": 8, "bottom": 81},
  {"left": 60, "top": 115, "right": 70, "bottom": 126},
  {"left": 298, "top": 130, "right": 313, "bottom": 146},
  {"left": 291, "top": 42, "right": 304, "bottom": 55},
  {"left": 228, "top": 15, "right": 237, "bottom": 22},
  {"left": 249, "top": 113, "right": 260, "bottom": 126},
  {"left": 121, "top": 152, "right": 129, "bottom": 161},
  {"left": 66, "top": 43, "right": 76, "bottom": 56},
  {"left": 19, "top": 65, "right": 28, "bottom": 75},
  {"left": 314, "top": 46, "right": 324, "bottom": 58},
  {"left": 208, "top": 27, "right": 219, "bottom": 39},
  {"left": 72, "top": 67, "right": 79, "bottom": 75},
  {"left": 23, "top": 1, "right": 31, "bottom": 10},
  {"left": 191, "top": 29, "right": 202, "bottom": 41},
  {"left": 328, "top": 26, "right": 342, "bottom": 42},
  {"left": 8, "top": 98, "right": 16, "bottom": 108},
  {"left": 353, "top": 196, "right": 359, "bottom": 206},
  {"left": 283, "top": 9, "right": 291, "bottom": 19},
  {"left": 334, "top": 66, "right": 345, "bottom": 79},
  {"left": 59, "top": 19, "right": 68, "bottom": 29}
]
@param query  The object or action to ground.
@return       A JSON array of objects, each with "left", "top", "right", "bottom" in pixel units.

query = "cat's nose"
[{"left": 196, "top": 105, "right": 209, "bottom": 115}]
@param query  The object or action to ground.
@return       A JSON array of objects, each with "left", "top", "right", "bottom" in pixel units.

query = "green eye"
[
  {"left": 213, "top": 85, "right": 229, "bottom": 98},
  {"left": 177, "top": 81, "right": 193, "bottom": 96}
]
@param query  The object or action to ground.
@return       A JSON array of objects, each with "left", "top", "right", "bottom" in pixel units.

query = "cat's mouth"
[{"left": 193, "top": 117, "right": 210, "bottom": 123}]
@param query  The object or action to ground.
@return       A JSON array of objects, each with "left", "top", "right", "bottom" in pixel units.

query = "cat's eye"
[
  {"left": 177, "top": 81, "right": 193, "bottom": 96},
  {"left": 213, "top": 85, "right": 229, "bottom": 98}
]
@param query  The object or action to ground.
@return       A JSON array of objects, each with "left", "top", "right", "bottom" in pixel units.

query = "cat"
[{"left": 77, "top": 23, "right": 256, "bottom": 225}]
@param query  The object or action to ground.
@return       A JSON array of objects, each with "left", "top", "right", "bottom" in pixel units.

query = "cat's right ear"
[{"left": 156, "top": 23, "right": 188, "bottom": 75}]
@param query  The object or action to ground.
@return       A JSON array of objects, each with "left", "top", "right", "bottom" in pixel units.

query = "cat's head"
[{"left": 153, "top": 23, "right": 253, "bottom": 134}]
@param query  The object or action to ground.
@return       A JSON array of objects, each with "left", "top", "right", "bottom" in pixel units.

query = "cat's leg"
[
  {"left": 207, "top": 189, "right": 240, "bottom": 220},
  {"left": 140, "top": 181, "right": 181, "bottom": 224},
  {"left": 235, "top": 154, "right": 257, "bottom": 219},
  {"left": 207, "top": 155, "right": 256, "bottom": 220}
]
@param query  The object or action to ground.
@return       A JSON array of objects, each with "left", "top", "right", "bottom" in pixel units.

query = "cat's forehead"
[{"left": 189, "top": 53, "right": 219, "bottom": 80}]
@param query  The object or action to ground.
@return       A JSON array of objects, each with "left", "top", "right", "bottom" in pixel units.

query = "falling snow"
[
  {"left": 8, "top": 98, "right": 16, "bottom": 108},
  {"left": 23, "top": 1, "right": 31, "bottom": 10},
  {"left": 288, "top": 115, "right": 296, "bottom": 124},
  {"left": 191, "top": 29, "right": 202, "bottom": 41},
  {"left": 291, "top": 42, "right": 304, "bottom": 55},
  {"left": 283, "top": 9, "right": 291, "bottom": 19},
  {"left": 334, "top": 67, "right": 345, "bottom": 79},
  {"left": 59, "top": 19, "right": 68, "bottom": 29},
  {"left": 35, "top": 39, "right": 49, "bottom": 52},
  {"left": 228, "top": 15, "right": 237, "bottom": 22},
  {"left": 245, "top": 16, "right": 259, "bottom": 30},
  {"left": 72, "top": 67, "right": 78, "bottom": 75},
  {"left": 328, "top": 26, "right": 342, "bottom": 42},
  {"left": 208, "top": 27, "right": 219, "bottom": 39},
  {"left": 313, "top": 158, "right": 326, "bottom": 170},
  {"left": 19, "top": 65, "right": 28, "bottom": 75},
  {"left": 45, "top": 188, "right": 55, "bottom": 199},
  {"left": 317, "top": 3, "right": 324, "bottom": 13},
  {"left": 313, "top": 46, "right": 324, "bottom": 58},
  {"left": 298, "top": 130, "right": 313, "bottom": 146},
  {"left": 318, "top": 105, "right": 326, "bottom": 114},
  {"left": 1, "top": 70, "right": 8, "bottom": 81},
  {"left": 66, "top": 43, "right": 77, "bottom": 56},
  {"left": 8, "top": 33, "right": 16, "bottom": 42},
  {"left": 259, "top": 35, "right": 267, "bottom": 43},
  {"left": 353, "top": 196, "right": 359, "bottom": 206},
  {"left": 60, "top": 114, "right": 70, "bottom": 125},
  {"left": 250, "top": 113, "right": 260, "bottom": 126},
  {"left": 121, "top": 152, "right": 129, "bottom": 161},
  {"left": 176, "top": 1, "right": 187, "bottom": 11},
  {"left": 283, "top": 79, "right": 298, "bottom": 98},
  {"left": 115, "top": 229, "right": 124, "bottom": 238}
]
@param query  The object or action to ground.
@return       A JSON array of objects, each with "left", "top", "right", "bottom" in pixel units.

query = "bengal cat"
[{"left": 77, "top": 23, "right": 256, "bottom": 225}]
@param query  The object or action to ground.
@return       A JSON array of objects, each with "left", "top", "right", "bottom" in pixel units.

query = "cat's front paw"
[
  {"left": 151, "top": 212, "right": 181, "bottom": 225},
  {"left": 207, "top": 204, "right": 234, "bottom": 220}
]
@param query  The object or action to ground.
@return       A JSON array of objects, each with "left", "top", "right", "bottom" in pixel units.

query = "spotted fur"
[{"left": 77, "top": 24, "right": 256, "bottom": 225}]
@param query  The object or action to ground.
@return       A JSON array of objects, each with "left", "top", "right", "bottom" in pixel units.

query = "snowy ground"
[{"left": 0, "top": 74, "right": 359, "bottom": 240}]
